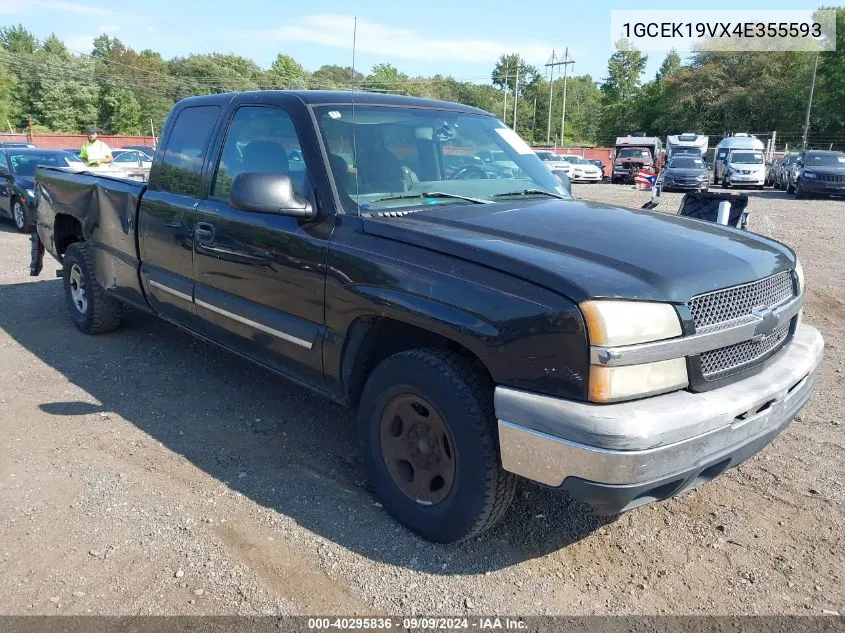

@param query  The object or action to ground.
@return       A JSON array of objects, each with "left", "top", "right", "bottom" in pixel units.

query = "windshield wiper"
[
  {"left": 489, "top": 189, "right": 567, "bottom": 200},
  {"left": 365, "top": 191, "right": 490, "bottom": 207}
]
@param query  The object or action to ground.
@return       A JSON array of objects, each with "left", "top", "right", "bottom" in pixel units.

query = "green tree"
[
  {"left": 0, "top": 24, "right": 37, "bottom": 54},
  {"left": 267, "top": 54, "right": 308, "bottom": 89},
  {"left": 597, "top": 42, "right": 648, "bottom": 143},
  {"left": 310, "top": 64, "right": 363, "bottom": 89},
  {"left": 813, "top": 8, "right": 845, "bottom": 145},
  {"left": 0, "top": 59, "right": 16, "bottom": 131},
  {"left": 364, "top": 63, "right": 409, "bottom": 93},
  {"left": 100, "top": 85, "right": 142, "bottom": 134}
]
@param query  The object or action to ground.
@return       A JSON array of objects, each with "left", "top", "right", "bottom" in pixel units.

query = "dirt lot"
[{"left": 0, "top": 184, "right": 843, "bottom": 617}]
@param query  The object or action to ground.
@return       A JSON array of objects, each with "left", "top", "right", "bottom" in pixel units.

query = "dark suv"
[{"left": 789, "top": 150, "right": 845, "bottom": 198}]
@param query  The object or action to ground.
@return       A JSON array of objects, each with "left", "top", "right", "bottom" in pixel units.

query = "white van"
[
  {"left": 722, "top": 149, "right": 766, "bottom": 188},
  {"left": 713, "top": 134, "right": 765, "bottom": 185}
]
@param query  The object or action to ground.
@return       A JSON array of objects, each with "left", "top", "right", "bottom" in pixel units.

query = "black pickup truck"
[{"left": 33, "top": 91, "right": 823, "bottom": 543}]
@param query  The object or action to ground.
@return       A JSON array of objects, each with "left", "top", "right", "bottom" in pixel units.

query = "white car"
[
  {"left": 534, "top": 151, "right": 572, "bottom": 175},
  {"left": 722, "top": 150, "right": 766, "bottom": 188},
  {"left": 110, "top": 149, "right": 153, "bottom": 169},
  {"left": 559, "top": 155, "right": 603, "bottom": 182},
  {"left": 90, "top": 149, "right": 153, "bottom": 180}
]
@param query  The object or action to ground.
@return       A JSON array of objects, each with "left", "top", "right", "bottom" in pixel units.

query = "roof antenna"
[{"left": 351, "top": 16, "right": 361, "bottom": 214}]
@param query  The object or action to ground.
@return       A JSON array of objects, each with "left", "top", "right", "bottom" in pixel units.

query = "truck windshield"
[
  {"left": 730, "top": 152, "right": 764, "bottom": 164},
  {"left": 617, "top": 148, "right": 650, "bottom": 159},
  {"left": 315, "top": 106, "right": 569, "bottom": 212}
]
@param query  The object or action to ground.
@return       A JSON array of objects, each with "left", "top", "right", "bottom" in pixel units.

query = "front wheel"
[
  {"left": 62, "top": 242, "right": 123, "bottom": 334},
  {"left": 12, "top": 198, "right": 31, "bottom": 233},
  {"left": 358, "top": 348, "right": 517, "bottom": 543}
]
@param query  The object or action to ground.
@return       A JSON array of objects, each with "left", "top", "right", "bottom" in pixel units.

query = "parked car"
[
  {"left": 534, "top": 150, "right": 572, "bottom": 176},
  {"left": 0, "top": 148, "right": 84, "bottom": 231},
  {"left": 661, "top": 155, "right": 710, "bottom": 192},
  {"left": 765, "top": 157, "right": 783, "bottom": 187},
  {"left": 713, "top": 134, "right": 765, "bottom": 185},
  {"left": 0, "top": 141, "right": 36, "bottom": 148},
  {"left": 558, "top": 155, "right": 602, "bottom": 182},
  {"left": 721, "top": 149, "right": 766, "bottom": 188},
  {"left": 788, "top": 150, "right": 845, "bottom": 198},
  {"left": 120, "top": 144, "right": 156, "bottom": 156},
  {"left": 588, "top": 159, "right": 606, "bottom": 178},
  {"left": 33, "top": 90, "right": 822, "bottom": 544},
  {"left": 111, "top": 149, "right": 153, "bottom": 169},
  {"left": 777, "top": 153, "right": 800, "bottom": 190}
]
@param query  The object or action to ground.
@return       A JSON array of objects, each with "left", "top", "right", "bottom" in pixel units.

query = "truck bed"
[{"left": 35, "top": 166, "right": 149, "bottom": 309}]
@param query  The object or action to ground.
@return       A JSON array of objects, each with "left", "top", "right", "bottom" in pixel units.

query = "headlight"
[
  {"left": 589, "top": 359, "right": 688, "bottom": 403},
  {"left": 803, "top": 171, "right": 817, "bottom": 179},
  {"left": 697, "top": 174, "right": 708, "bottom": 180},
  {"left": 582, "top": 300, "right": 687, "bottom": 403},
  {"left": 25, "top": 189, "right": 35, "bottom": 198},
  {"left": 581, "top": 300, "right": 682, "bottom": 346}
]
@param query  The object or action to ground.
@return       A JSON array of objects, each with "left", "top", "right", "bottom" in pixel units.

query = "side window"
[
  {"left": 717, "top": 149, "right": 728, "bottom": 160},
  {"left": 212, "top": 106, "right": 307, "bottom": 200},
  {"left": 0, "top": 152, "right": 8, "bottom": 175},
  {"left": 158, "top": 105, "right": 220, "bottom": 196}
]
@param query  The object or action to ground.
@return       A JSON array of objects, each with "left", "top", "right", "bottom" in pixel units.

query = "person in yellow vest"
[{"left": 80, "top": 127, "right": 113, "bottom": 167}]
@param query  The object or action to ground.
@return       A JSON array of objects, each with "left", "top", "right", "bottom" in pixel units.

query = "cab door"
[
  {"left": 138, "top": 104, "right": 222, "bottom": 329},
  {"left": 191, "top": 101, "right": 333, "bottom": 388}
]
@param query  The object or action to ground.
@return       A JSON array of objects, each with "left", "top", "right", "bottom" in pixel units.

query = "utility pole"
[
  {"left": 26, "top": 114, "right": 33, "bottom": 145},
  {"left": 559, "top": 48, "right": 574, "bottom": 146},
  {"left": 512, "top": 64, "right": 520, "bottom": 131},
  {"left": 502, "top": 62, "right": 510, "bottom": 124},
  {"left": 801, "top": 52, "right": 819, "bottom": 150},
  {"left": 545, "top": 49, "right": 573, "bottom": 144},
  {"left": 531, "top": 97, "right": 537, "bottom": 144},
  {"left": 545, "top": 50, "right": 555, "bottom": 144}
]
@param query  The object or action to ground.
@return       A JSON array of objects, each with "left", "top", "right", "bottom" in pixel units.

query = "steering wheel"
[{"left": 448, "top": 165, "right": 488, "bottom": 180}]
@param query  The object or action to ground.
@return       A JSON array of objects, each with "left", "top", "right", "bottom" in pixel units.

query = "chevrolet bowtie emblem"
[{"left": 751, "top": 306, "right": 779, "bottom": 343}]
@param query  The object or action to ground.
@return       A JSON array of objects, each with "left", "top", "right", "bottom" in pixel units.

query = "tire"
[
  {"left": 786, "top": 179, "right": 795, "bottom": 194},
  {"left": 722, "top": 177, "right": 730, "bottom": 189},
  {"left": 62, "top": 242, "right": 123, "bottom": 334},
  {"left": 11, "top": 198, "right": 31, "bottom": 233},
  {"left": 358, "top": 348, "right": 517, "bottom": 543}
]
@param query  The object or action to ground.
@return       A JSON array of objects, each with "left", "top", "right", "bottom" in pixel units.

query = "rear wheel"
[
  {"left": 358, "top": 348, "right": 517, "bottom": 543},
  {"left": 62, "top": 242, "right": 123, "bottom": 334},
  {"left": 12, "top": 198, "right": 31, "bottom": 233}
]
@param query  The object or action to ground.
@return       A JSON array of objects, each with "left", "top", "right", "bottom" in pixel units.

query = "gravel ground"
[{"left": 0, "top": 184, "right": 843, "bottom": 616}]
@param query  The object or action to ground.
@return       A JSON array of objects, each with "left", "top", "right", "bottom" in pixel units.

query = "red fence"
[{"left": 1, "top": 133, "right": 156, "bottom": 149}]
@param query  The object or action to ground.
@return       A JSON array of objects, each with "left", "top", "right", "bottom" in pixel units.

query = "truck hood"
[
  {"left": 362, "top": 198, "right": 794, "bottom": 304},
  {"left": 804, "top": 166, "right": 845, "bottom": 175}
]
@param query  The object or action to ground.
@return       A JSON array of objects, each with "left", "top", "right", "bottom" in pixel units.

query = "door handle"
[{"left": 194, "top": 222, "right": 215, "bottom": 244}]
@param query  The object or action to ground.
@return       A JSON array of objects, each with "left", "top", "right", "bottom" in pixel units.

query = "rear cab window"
[{"left": 155, "top": 105, "right": 220, "bottom": 196}]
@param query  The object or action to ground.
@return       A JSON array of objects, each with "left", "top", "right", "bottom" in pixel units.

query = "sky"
[{"left": 0, "top": 0, "right": 829, "bottom": 85}]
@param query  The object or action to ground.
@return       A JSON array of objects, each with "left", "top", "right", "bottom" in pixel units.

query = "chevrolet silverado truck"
[{"left": 33, "top": 91, "right": 823, "bottom": 544}]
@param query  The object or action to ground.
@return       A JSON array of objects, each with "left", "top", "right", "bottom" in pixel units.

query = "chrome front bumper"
[{"left": 495, "top": 323, "right": 824, "bottom": 512}]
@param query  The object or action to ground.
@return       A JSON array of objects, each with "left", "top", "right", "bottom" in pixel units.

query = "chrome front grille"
[
  {"left": 689, "top": 271, "right": 796, "bottom": 381},
  {"left": 689, "top": 271, "right": 794, "bottom": 329},
  {"left": 699, "top": 324, "right": 790, "bottom": 380},
  {"left": 821, "top": 174, "right": 845, "bottom": 182}
]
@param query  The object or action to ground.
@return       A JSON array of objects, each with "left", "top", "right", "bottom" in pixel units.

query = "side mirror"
[
  {"left": 551, "top": 169, "right": 572, "bottom": 195},
  {"left": 230, "top": 172, "right": 315, "bottom": 219}
]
